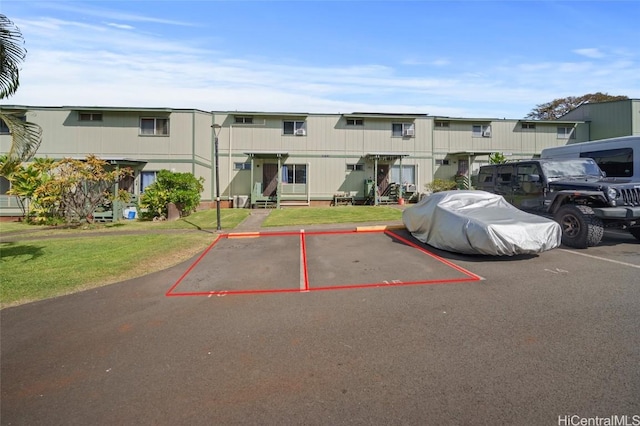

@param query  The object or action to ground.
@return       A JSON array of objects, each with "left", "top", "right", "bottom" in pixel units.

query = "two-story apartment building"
[{"left": 2, "top": 100, "right": 636, "bottom": 218}]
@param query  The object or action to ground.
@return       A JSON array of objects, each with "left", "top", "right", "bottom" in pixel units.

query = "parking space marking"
[
  {"left": 166, "top": 229, "right": 483, "bottom": 297},
  {"left": 300, "top": 230, "right": 309, "bottom": 292},
  {"left": 559, "top": 249, "right": 640, "bottom": 269}
]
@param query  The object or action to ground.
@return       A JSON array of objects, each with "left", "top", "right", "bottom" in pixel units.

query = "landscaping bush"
[{"left": 139, "top": 170, "right": 204, "bottom": 220}]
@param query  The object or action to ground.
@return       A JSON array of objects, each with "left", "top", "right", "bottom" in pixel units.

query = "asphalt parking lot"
[{"left": 1, "top": 226, "right": 639, "bottom": 425}]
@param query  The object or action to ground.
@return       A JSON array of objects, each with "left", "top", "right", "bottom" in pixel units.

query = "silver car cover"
[{"left": 402, "top": 190, "right": 562, "bottom": 256}]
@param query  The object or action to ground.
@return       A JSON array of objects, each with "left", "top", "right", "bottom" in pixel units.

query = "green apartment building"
[{"left": 1, "top": 99, "right": 638, "bottom": 218}]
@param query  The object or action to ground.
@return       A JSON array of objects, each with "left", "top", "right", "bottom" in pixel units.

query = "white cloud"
[
  {"left": 573, "top": 48, "right": 605, "bottom": 59},
  {"left": 5, "top": 14, "right": 640, "bottom": 120}
]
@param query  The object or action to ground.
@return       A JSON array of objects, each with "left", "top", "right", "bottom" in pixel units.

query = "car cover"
[{"left": 402, "top": 190, "right": 562, "bottom": 256}]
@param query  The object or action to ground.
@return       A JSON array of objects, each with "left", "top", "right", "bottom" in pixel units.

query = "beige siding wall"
[{"left": 3, "top": 106, "right": 609, "bottom": 210}]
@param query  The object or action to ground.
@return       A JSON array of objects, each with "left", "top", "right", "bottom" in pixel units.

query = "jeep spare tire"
[{"left": 554, "top": 204, "right": 604, "bottom": 248}]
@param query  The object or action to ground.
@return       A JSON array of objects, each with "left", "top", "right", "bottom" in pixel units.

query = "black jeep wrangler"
[{"left": 477, "top": 158, "right": 640, "bottom": 248}]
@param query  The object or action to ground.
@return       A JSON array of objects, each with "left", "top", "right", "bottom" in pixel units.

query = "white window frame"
[
  {"left": 140, "top": 117, "right": 169, "bottom": 136},
  {"left": 522, "top": 122, "right": 536, "bottom": 130},
  {"left": 392, "top": 123, "right": 415, "bottom": 137},
  {"left": 435, "top": 120, "right": 450, "bottom": 128},
  {"left": 140, "top": 171, "right": 158, "bottom": 193},
  {"left": 346, "top": 118, "right": 364, "bottom": 126},
  {"left": 234, "top": 116, "right": 254, "bottom": 124},
  {"left": 435, "top": 159, "right": 450, "bottom": 165},
  {"left": 282, "top": 164, "right": 307, "bottom": 184},
  {"left": 557, "top": 126, "right": 576, "bottom": 139},
  {"left": 79, "top": 112, "right": 103, "bottom": 121},
  {"left": 234, "top": 162, "right": 252, "bottom": 170},
  {"left": 346, "top": 163, "right": 364, "bottom": 171},
  {"left": 283, "top": 120, "right": 306, "bottom": 135},
  {"left": 472, "top": 124, "right": 492, "bottom": 137}
]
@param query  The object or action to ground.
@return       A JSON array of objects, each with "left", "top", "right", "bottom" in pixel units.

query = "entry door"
[
  {"left": 262, "top": 163, "right": 278, "bottom": 196},
  {"left": 377, "top": 165, "right": 389, "bottom": 194}
]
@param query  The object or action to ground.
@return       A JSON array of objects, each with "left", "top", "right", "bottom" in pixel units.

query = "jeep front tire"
[{"left": 554, "top": 205, "right": 604, "bottom": 248}]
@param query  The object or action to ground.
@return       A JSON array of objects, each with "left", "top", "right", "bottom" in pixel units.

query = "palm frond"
[
  {"left": 0, "top": 14, "right": 27, "bottom": 99},
  {"left": 0, "top": 112, "right": 43, "bottom": 173}
]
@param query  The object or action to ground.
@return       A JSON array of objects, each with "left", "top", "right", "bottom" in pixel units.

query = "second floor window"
[
  {"left": 472, "top": 124, "right": 492, "bottom": 137},
  {"left": 346, "top": 118, "right": 364, "bottom": 126},
  {"left": 557, "top": 126, "right": 575, "bottom": 139},
  {"left": 235, "top": 116, "right": 253, "bottom": 124},
  {"left": 392, "top": 123, "right": 415, "bottom": 137},
  {"left": 284, "top": 121, "right": 306, "bottom": 136},
  {"left": 79, "top": 113, "right": 103, "bottom": 121},
  {"left": 140, "top": 118, "right": 169, "bottom": 136}
]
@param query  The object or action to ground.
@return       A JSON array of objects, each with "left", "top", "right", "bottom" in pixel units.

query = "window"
[
  {"left": 478, "top": 168, "right": 494, "bottom": 184},
  {"left": 435, "top": 120, "right": 449, "bottom": 128},
  {"left": 435, "top": 159, "right": 450, "bottom": 165},
  {"left": 392, "top": 123, "right": 415, "bottom": 137},
  {"left": 346, "top": 163, "right": 364, "bottom": 171},
  {"left": 0, "top": 115, "right": 26, "bottom": 134},
  {"left": 282, "top": 164, "right": 307, "bottom": 184},
  {"left": 0, "top": 176, "right": 10, "bottom": 194},
  {"left": 283, "top": 121, "right": 306, "bottom": 135},
  {"left": 391, "top": 165, "right": 416, "bottom": 185},
  {"left": 140, "top": 118, "right": 169, "bottom": 136},
  {"left": 557, "top": 126, "right": 575, "bottom": 139},
  {"left": 234, "top": 162, "right": 252, "bottom": 170},
  {"left": 140, "top": 171, "right": 158, "bottom": 192},
  {"left": 346, "top": 118, "right": 364, "bottom": 126},
  {"left": 580, "top": 148, "right": 633, "bottom": 178},
  {"left": 79, "top": 112, "right": 103, "bottom": 121},
  {"left": 472, "top": 124, "right": 492, "bottom": 137},
  {"left": 496, "top": 165, "right": 514, "bottom": 184},
  {"left": 234, "top": 116, "right": 253, "bottom": 124},
  {"left": 522, "top": 122, "right": 535, "bottom": 130}
]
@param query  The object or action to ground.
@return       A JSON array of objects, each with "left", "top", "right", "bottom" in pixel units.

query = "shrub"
[
  {"left": 139, "top": 170, "right": 204, "bottom": 220},
  {"left": 425, "top": 178, "right": 458, "bottom": 193}
]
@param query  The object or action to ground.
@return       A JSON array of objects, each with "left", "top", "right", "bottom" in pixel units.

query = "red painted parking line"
[
  {"left": 166, "top": 229, "right": 482, "bottom": 298},
  {"left": 385, "top": 230, "right": 483, "bottom": 281}
]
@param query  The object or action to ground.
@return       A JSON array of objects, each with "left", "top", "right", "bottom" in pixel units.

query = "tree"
[
  {"left": 489, "top": 152, "right": 507, "bottom": 164},
  {"left": 139, "top": 170, "right": 204, "bottom": 220},
  {"left": 0, "top": 14, "right": 43, "bottom": 176},
  {"left": 33, "top": 156, "right": 132, "bottom": 224},
  {"left": 4, "top": 157, "right": 54, "bottom": 219},
  {"left": 525, "top": 92, "right": 628, "bottom": 120}
]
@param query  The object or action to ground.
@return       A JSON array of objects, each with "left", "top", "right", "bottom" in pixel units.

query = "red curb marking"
[{"left": 166, "top": 229, "right": 481, "bottom": 297}]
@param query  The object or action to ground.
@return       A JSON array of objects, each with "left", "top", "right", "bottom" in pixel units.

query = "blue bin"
[{"left": 127, "top": 211, "right": 136, "bottom": 219}]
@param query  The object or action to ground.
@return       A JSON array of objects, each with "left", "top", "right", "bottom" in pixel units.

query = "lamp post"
[{"left": 212, "top": 123, "right": 222, "bottom": 231}]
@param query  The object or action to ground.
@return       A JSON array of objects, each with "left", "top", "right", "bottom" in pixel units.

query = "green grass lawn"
[
  {"left": 0, "top": 208, "right": 250, "bottom": 236},
  {"left": 262, "top": 205, "right": 402, "bottom": 227},
  {"left": 1, "top": 206, "right": 403, "bottom": 306},
  {"left": 1, "top": 233, "right": 213, "bottom": 307}
]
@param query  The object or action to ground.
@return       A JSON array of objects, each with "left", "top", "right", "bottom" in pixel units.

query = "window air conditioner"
[
  {"left": 295, "top": 128, "right": 306, "bottom": 136},
  {"left": 482, "top": 128, "right": 492, "bottom": 137},
  {"left": 403, "top": 128, "right": 415, "bottom": 137}
]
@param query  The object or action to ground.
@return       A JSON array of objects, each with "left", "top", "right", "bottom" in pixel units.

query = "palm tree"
[{"left": 1, "top": 14, "right": 42, "bottom": 176}]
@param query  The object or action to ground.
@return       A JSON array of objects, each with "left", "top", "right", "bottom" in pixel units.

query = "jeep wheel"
[
  {"left": 630, "top": 227, "right": 640, "bottom": 241},
  {"left": 554, "top": 205, "right": 604, "bottom": 248}
]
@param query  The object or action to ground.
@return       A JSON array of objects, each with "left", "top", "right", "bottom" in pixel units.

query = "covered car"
[{"left": 402, "top": 190, "right": 561, "bottom": 256}]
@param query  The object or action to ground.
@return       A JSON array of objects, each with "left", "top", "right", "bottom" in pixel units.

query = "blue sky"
[{"left": 2, "top": 0, "right": 639, "bottom": 118}]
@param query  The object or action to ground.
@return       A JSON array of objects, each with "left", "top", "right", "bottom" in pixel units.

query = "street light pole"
[{"left": 212, "top": 124, "right": 222, "bottom": 231}]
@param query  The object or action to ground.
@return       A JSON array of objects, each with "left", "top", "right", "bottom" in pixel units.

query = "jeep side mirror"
[{"left": 528, "top": 174, "right": 540, "bottom": 182}]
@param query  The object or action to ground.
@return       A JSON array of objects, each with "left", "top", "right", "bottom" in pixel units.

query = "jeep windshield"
[{"left": 541, "top": 159, "right": 603, "bottom": 181}]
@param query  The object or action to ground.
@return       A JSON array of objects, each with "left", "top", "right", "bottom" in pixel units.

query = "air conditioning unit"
[
  {"left": 403, "top": 128, "right": 415, "bottom": 137},
  {"left": 295, "top": 128, "right": 306, "bottom": 136},
  {"left": 482, "top": 128, "right": 492, "bottom": 137}
]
